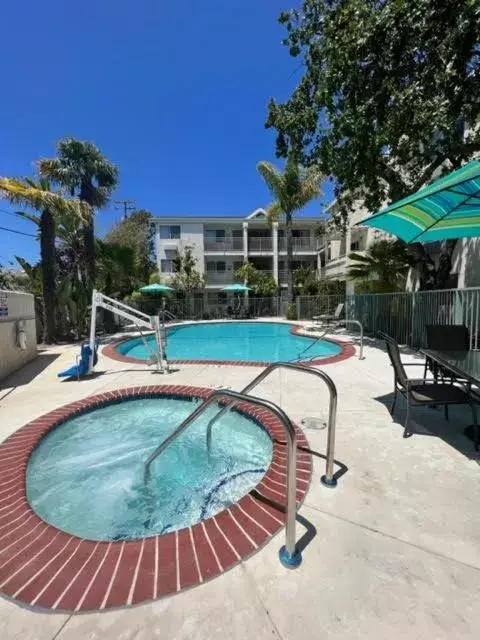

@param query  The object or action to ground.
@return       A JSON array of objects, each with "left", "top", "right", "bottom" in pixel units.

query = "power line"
[
  {"left": 0, "top": 207, "right": 24, "bottom": 219},
  {"left": 0, "top": 225, "right": 36, "bottom": 238},
  {"left": 114, "top": 199, "right": 136, "bottom": 220}
]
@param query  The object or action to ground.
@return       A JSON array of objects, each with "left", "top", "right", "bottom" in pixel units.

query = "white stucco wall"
[
  {"left": 452, "top": 238, "right": 480, "bottom": 288},
  {"left": 155, "top": 222, "right": 204, "bottom": 275},
  {"left": 0, "top": 290, "right": 37, "bottom": 381},
  {"left": 179, "top": 223, "right": 204, "bottom": 273}
]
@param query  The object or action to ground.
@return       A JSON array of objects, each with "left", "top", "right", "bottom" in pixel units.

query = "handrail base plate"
[
  {"left": 321, "top": 475, "right": 338, "bottom": 488},
  {"left": 279, "top": 545, "right": 302, "bottom": 569}
]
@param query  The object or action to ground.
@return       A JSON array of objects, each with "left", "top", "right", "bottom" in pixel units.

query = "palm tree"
[
  {"left": 39, "top": 138, "right": 119, "bottom": 291},
  {"left": 0, "top": 177, "right": 88, "bottom": 342},
  {"left": 347, "top": 239, "right": 414, "bottom": 292},
  {"left": 257, "top": 152, "right": 322, "bottom": 302}
]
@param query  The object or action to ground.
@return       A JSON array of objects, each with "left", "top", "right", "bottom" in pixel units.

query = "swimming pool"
[
  {"left": 27, "top": 396, "right": 273, "bottom": 541},
  {"left": 112, "top": 321, "right": 342, "bottom": 364}
]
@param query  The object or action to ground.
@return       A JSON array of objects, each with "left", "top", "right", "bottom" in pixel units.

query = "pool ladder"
[{"left": 143, "top": 362, "right": 339, "bottom": 569}]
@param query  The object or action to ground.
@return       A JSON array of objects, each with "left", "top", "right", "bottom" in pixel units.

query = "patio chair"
[
  {"left": 382, "top": 333, "right": 478, "bottom": 447},
  {"left": 424, "top": 324, "right": 470, "bottom": 382},
  {"left": 312, "top": 302, "right": 344, "bottom": 327}
]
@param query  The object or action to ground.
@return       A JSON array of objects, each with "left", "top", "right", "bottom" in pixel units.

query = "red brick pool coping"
[
  {"left": 102, "top": 322, "right": 356, "bottom": 367},
  {"left": 0, "top": 385, "right": 312, "bottom": 613}
]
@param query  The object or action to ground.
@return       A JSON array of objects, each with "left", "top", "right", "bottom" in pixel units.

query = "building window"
[
  {"left": 206, "top": 261, "right": 226, "bottom": 272},
  {"left": 292, "top": 229, "right": 309, "bottom": 238},
  {"left": 206, "top": 229, "right": 226, "bottom": 243},
  {"left": 161, "top": 259, "right": 173, "bottom": 273},
  {"left": 350, "top": 240, "right": 360, "bottom": 251},
  {"left": 159, "top": 225, "right": 180, "bottom": 239}
]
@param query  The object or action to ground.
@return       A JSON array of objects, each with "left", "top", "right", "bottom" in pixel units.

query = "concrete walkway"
[{"left": 1, "top": 335, "right": 479, "bottom": 639}]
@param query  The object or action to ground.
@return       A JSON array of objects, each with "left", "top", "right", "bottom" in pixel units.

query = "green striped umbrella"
[
  {"left": 359, "top": 160, "right": 480, "bottom": 243},
  {"left": 221, "top": 284, "right": 252, "bottom": 292},
  {"left": 139, "top": 283, "right": 174, "bottom": 293}
]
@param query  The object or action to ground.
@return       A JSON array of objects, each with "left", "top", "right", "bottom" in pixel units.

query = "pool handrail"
[
  {"left": 143, "top": 388, "right": 302, "bottom": 568},
  {"left": 206, "top": 362, "right": 339, "bottom": 487},
  {"left": 299, "top": 319, "right": 364, "bottom": 361}
]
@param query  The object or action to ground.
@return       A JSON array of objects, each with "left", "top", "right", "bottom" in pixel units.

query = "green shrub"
[{"left": 285, "top": 303, "right": 297, "bottom": 320}]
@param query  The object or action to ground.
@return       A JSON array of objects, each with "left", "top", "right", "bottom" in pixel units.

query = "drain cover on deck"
[{"left": 301, "top": 417, "right": 327, "bottom": 430}]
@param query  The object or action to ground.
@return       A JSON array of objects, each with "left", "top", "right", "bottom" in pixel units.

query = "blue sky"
[{"left": 0, "top": 0, "right": 332, "bottom": 265}]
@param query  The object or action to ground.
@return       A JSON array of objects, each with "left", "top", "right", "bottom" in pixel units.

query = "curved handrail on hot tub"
[
  {"left": 143, "top": 388, "right": 302, "bottom": 568},
  {"left": 206, "top": 362, "right": 339, "bottom": 488}
]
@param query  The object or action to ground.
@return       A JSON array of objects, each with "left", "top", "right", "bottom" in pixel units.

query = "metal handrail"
[
  {"left": 206, "top": 362, "right": 339, "bottom": 488},
  {"left": 302, "top": 319, "right": 364, "bottom": 361},
  {"left": 340, "top": 319, "right": 364, "bottom": 360},
  {"left": 144, "top": 389, "right": 302, "bottom": 568}
]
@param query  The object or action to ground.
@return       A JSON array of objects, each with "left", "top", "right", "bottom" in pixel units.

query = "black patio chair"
[
  {"left": 382, "top": 333, "right": 478, "bottom": 448},
  {"left": 424, "top": 324, "right": 470, "bottom": 382}
]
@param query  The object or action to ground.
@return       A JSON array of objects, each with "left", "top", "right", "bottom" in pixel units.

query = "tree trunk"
[
  {"left": 83, "top": 216, "right": 96, "bottom": 291},
  {"left": 40, "top": 208, "right": 56, "bottom": 343},
  {"left": 286, "top": 212, "right": 294, "bottom": 303},
  {"left": 79, "top": 181, "right": 95, "bottom": 293}
]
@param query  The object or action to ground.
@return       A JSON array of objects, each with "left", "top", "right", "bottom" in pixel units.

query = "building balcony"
[
  {"left": 278, "top": 238, "right": 317, "bottom": 252},
  {"left": 205, "top": 271, "right": 241, "bottom": 285},
  {"left": 248, "top": 237, "right": 272, "bottom": 252},
  {"left": 204, "top": 239, "right": 243, "bottom": 252}
]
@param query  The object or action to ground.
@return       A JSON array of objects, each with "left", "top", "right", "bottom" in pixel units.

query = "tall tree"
[
  {"left": 39, "top": 138, "right": 119, "bottom": 291},
  {"left": 267, "top": 0, "right": 480, "bottom": 287},
  {"left": 257, "top": 152, "right": 322, "bottom": 301},
  {"left": 104, "top": 209, "right": 155, "bottom": 284},
  {"left": 347, "top": 239, "right": 414, "bottom": 292},
  {"left": 0, "top": 177, "right": 87, "bottom": 342}
]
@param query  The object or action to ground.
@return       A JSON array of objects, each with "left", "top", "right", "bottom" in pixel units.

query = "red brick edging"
[
  {"left": 0, "top": 385, "right": 312, "bottom": 612},
  {"left": 103, "top": 321, "right": 356, "bottom": 367}
]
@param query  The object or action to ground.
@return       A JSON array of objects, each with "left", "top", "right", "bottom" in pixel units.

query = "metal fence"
[
  {"left": 104, "top": 286, "right": 480, "bottom": 350},
  {"left": 122, "top": 295, "right": 286, "bottom": 322},
  {"left": 297, "top": 288, "right": 480, "bottom": 349}
]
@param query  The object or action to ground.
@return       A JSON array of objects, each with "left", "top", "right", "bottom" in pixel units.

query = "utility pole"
[{"left": 114, "top": 199, "right": 136, "bottom": 220}]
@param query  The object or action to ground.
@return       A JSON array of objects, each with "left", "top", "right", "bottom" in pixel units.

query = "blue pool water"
[
  {"left": 27, "top": 397, "right": 272, "bottom": 540},
  {"left": 116, "top": 321, "right": 341, "bottom": 363}
]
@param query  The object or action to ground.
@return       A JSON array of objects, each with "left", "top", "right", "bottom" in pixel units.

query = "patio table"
[{"left": 421, "top": 349, "right": 480, "bottom": 445}]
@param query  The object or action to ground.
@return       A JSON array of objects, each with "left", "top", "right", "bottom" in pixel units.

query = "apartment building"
[
  {"left": 319, "top": 200, "right": 392, "bottom": 292},
  {"left": 319, "top": 198, "right": 480, "bottom": 290},
  {"left": 152, "top": 209, "right": 320, "bottom": 291}
]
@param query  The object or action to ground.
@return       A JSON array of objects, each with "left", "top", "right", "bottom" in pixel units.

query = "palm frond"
[
  {"left": 257, "top": 161, "right": 285, "bottom": 201},
  {"left": 15, "top": 210, "right": 41, "bottom": 226},
  {"left": 257, "top": 153, "right": 323, "bottom": 216},
  {"left": 0, "top": 176, "right": 90, "bottom": 222},
  {"left": 265, "top": 201, "right": 283, "bottom": 224},
  {"left": 348, "top": 252, "right": 373, "bottom": 264}
]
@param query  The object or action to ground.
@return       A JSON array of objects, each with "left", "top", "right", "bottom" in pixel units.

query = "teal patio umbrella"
[
  {"left": 139, "top": 283, "right": 174, "bottom": 294},
  {"left": 221, "top": 284, "right": 252, "bottom": 292},
  {"left": 358, "top": 160, "right": 480, "bottom": 243}
]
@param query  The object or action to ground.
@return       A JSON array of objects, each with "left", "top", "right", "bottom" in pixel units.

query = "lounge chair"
[
  {"left": 312, "top": 302, "right": 344, "bottom": 327},
  {"left": 382, "top": 333, "right": 478, "bottom": 447}
]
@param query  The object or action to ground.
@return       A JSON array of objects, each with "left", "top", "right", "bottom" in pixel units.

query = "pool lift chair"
[{"left": 87, "top": 289, "right": 170, "bottom": 375}]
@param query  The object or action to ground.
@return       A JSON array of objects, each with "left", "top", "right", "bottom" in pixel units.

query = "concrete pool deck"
[{"left": 0, "top": 329, "right": 479, "bottom": 639}]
